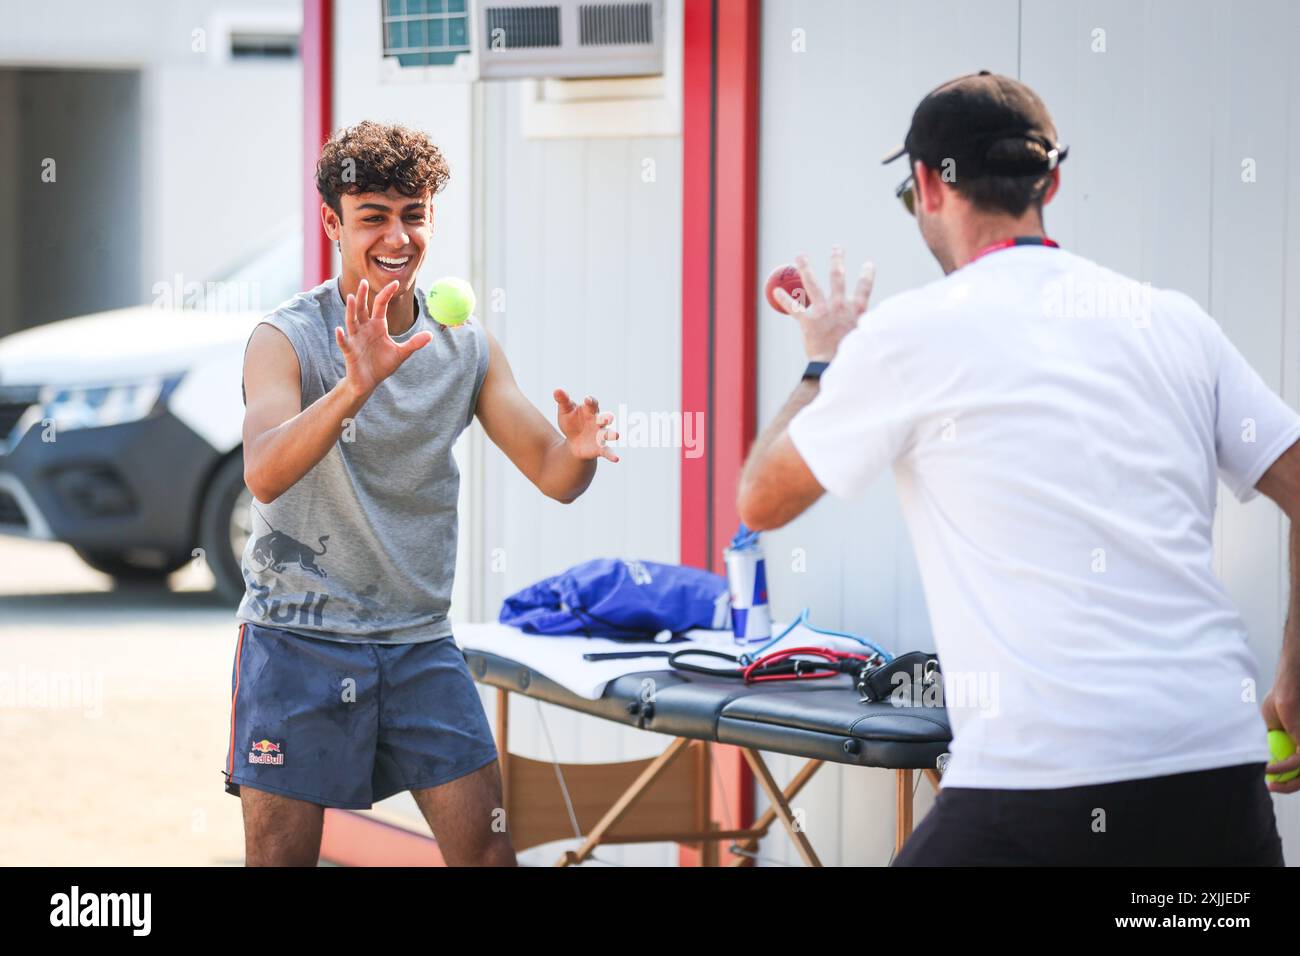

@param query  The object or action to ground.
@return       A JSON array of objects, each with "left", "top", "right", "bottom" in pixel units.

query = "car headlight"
[{"left": 34, "top": 373, "right": 184, "bottom": 433}]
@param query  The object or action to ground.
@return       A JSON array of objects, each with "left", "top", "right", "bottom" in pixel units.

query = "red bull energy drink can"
[{"left": 724, "top": 526, "right": 770, "bottom": 643}]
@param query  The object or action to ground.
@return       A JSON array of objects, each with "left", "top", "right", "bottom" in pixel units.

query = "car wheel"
[
  {"left": 199, "top": 451, "right": 252, "bottom": 605},
  {"left": 74, "top": 548, "right": 187, "bottom": 585}
]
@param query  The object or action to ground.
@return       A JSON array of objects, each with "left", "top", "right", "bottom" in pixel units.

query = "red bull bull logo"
[{"left": 248, "top": 738, "right": 285, "bottom": 766}]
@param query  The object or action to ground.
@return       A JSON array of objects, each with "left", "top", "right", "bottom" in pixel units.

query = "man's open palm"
[
  {"left": 555, "top": 390, "right": 620, "bottom": 463},
  {"left": 336, "top": 279, "right": 433, "bottom": 396}
]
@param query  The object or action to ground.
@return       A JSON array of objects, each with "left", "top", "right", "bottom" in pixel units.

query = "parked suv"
[{"left": 0, "top": 236, "right": 300, "bottom": 603}]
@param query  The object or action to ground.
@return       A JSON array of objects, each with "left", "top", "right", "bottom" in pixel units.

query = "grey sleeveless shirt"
[{"left": 234, "top": 277, "right": 488, "bottom": 644}]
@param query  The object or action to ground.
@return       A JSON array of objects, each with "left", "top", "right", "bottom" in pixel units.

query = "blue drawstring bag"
[{"left": 499, "top": 558, "right": 730, "bottom": 639}]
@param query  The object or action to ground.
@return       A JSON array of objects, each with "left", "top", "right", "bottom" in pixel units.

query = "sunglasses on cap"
[{"left": 892, "top": 141, "right": 1069, "bottom": 217}]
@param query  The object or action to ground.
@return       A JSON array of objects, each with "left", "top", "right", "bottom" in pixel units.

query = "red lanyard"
[{"left": 971, "top": 235, "right": 1059, "bottom": 263}]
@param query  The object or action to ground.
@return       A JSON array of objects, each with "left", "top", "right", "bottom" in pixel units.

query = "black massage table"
[{"left": 463, "top": 648, "right": 953, "bottom": 866}]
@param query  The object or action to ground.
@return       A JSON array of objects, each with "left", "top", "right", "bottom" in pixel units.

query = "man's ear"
[
  {"left": 1041, "top": 166, "right": 1062, "bottom": 206},
  {"left": 914, "top": 160, "right": 946, "bottom": 216},
  {"left": 320, "top": 201, "right": 341, "bottom": 243}
]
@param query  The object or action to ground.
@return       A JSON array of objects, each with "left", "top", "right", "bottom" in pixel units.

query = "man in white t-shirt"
[{"left": 737, "top": 71, "right": 1300, "bottom": 865}]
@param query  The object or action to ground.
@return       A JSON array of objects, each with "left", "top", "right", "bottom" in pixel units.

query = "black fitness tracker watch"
[{"left": 802, "top": 361, "right": 829, "bottom": 381}]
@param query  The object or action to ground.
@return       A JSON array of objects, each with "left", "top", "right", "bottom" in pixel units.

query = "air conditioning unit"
[{"left": 475, "top": 0, "right": 664, "bottom": 79}]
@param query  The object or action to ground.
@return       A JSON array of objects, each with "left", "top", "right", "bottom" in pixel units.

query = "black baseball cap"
[{"left": 882, "top": 71, "right": 1068, "bottom": 178}]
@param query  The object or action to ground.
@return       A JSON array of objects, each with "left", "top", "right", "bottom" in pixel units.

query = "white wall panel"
[
  {"left": 755, "top": 0, "right": 1300, "bottom": 866},
  {"left": 471, "top": 70, "right": 684, "bottom": 867}
]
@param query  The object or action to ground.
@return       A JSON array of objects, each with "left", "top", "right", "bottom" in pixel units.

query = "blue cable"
[
  {"left": 738, "top": 609, "right": 806, "bottom": 663},
  {"left": 737, "top": 608, "right": 893, "bottom": 665},
  {"left": 802, "top": 617, "right": 893, "bottom": 663}
]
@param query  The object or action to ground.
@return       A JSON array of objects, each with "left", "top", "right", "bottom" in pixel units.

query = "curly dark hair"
[{"left": 315, "top": 120, "right": 451, "bottom": 221}]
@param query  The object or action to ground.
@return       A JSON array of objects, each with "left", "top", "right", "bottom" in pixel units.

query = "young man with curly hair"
[{"left": 225, "top": 121, "right": 620, "bottom": 866}]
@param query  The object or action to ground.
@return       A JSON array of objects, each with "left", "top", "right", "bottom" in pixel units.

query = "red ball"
[{"left": 764, "top": 264, "right": 806, "bottom": 314}]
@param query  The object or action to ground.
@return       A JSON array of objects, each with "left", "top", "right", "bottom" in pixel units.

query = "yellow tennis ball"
[
  {"left": 1266, "top": 730, "right": 1299, "bottom": 783},
  {"left": 425, "top": 277, "right": 476, "bottom": 327}
]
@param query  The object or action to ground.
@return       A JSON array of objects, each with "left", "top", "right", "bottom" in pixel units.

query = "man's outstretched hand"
[
  {"left": 554, "top": 389, "right": 620, "bottom": 463},
  {"left": 774, "top": 246, "right": 876, "bottom": 363},
  {"left": 336, "top": 279, "right": 433, "bottom": 399}
]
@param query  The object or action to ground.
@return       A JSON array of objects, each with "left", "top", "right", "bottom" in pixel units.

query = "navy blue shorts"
[{"left": 224, "top": 622, "right": 499, "bottom": 809}]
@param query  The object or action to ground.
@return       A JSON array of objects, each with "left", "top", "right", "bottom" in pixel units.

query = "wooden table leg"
[
  {"left": 728, "top": 756, "right": 823, "bottom": 865},
  {"left": 554, "top": 735, "right": 695, "bottom": 866},
  {"left": 740, "top": 748, "right": 823, "bottom": 867},
  {"left": 697, "top": 743, "right": 718, "bottom": 866},
  {"left": 896, "top": 768, "right": 914, "bottom": 855}
]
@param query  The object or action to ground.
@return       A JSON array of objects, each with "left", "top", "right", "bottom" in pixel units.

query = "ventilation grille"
[
  {"left": 485, "top": 5, "right": 562, "bottom": 49},
  {"left": 579, "top": 3, "right": 652, "bottom": 46},
  {"left": 477, "top": 0, "right": 664, "bottom": 80}
]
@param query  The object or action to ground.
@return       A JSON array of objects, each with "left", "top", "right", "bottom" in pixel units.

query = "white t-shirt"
[{"left": 788, "top": 244, "right": 1300, "bottom": 789}]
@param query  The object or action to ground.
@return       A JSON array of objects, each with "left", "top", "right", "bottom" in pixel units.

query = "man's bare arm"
[
  {"left": 1253, "top": 437, "right": 1300, "bottom": 793},
  {"left": 241, "top": 324, "right": 368, "bottom": 503},
  {"left": 737, "top": 380, "right": 825, "bottom": 530},
  {"left": 474, "top": 329, "right": 617, "bottom": 503}
]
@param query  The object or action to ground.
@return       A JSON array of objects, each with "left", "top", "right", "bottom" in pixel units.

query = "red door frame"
[
  {"left": 680, "top": 0, "right": 713, "bottom": 572},
  {"left": 680, "top": 0, "right": 762, "bottom": 866},
  {"left": 303, "top": 0, "right": 333, "bottom": 286}
]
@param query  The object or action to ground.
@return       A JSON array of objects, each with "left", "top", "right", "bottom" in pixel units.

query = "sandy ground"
[
  {"left": 0, "top": 538, "right": 252, "bottom": 865},
  {"left": 0, "top": 534, "right": 627, "bottom": 869},
  {"left": 0, "top": 538, "right": 450, "bottom": 865},
  {"left": 0, "top": 537, "right": 550, "bottom": 866}
]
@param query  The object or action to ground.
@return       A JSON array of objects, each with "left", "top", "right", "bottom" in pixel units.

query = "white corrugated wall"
[
  {"left": 470, "top": 74, "right": 686, "bottom": 864},
  {"left": 755, "top": 0, "right": 1300, "bottom": 864}
]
